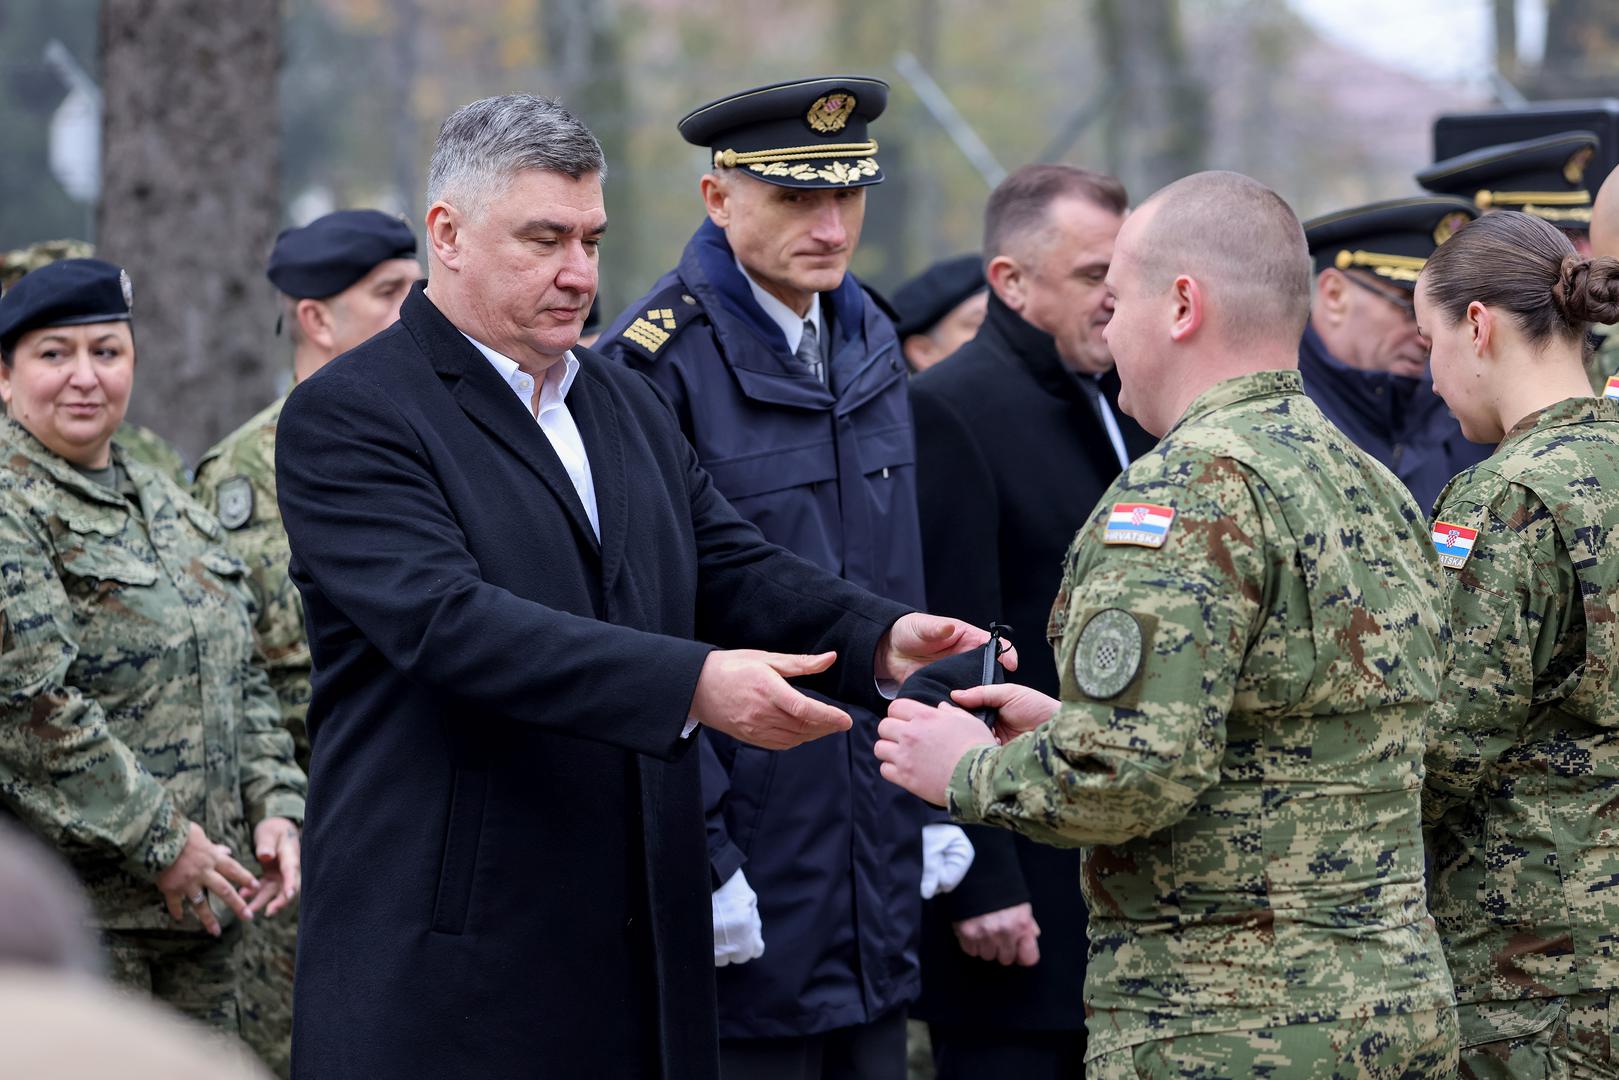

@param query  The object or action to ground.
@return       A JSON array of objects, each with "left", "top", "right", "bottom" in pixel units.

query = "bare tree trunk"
[
  {"left": 1095, "top": 0, "right": 1206, "bottom": 198},
  {"left": 1535, "top": 0, "right": 1619, "bottom": 98},
  {"left": 390, "top": 0, "right": 422, "bottom": 215},
  {"left": 540, "top": 0, "right": 643, "bottom": 315},
  {"left": 1493, "top": 0, "right": 1519, "bottom": 84},
  {"left": 98, "top": 0, "right": 282, "bottom": 463}
]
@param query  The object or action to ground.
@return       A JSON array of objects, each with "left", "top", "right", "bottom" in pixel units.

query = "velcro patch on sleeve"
[
  {"left": 1431, "top": 520, "right": 1478, "bottom": 569},
  {"left": 1103, "top": 502, "right": 1176, "bottom": 548}
]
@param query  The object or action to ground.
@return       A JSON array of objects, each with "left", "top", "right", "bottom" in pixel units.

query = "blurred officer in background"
[
  {"left": 1419, "top": 130, "right": 1600, "bottom": 255},
  {"left": 891, "top": 254, "right": 987, "bottom": 373}
]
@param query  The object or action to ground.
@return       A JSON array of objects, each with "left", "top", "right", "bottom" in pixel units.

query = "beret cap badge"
[{"left": 806, "top": 92, "right": 856, "bottom": 134}]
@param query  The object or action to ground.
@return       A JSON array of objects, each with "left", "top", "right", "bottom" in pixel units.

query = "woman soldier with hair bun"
[{"left": 1415, "top": 209, "right": 1619, "bottom": 1078}]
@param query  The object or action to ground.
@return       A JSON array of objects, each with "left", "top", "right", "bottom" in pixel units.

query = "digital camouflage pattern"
[
  {"left": 0, "top": 238, "right": 95, "bottom": 289},
  {"left": 104, "top": 926, "right": 247, "bottom": 1034},
  {"left": 948, "top": 370, "right": 1456, "bottom": 1063},
  {"left": 0, "top": 412, "right": 305, "bottom": 935},
  {"left": 1588, "top": 325, "right": 1619, "bottom": 392},
  {"left": 193, "top": 395, "right": 309, "bottom": 771},
  {"left": 112, "top": 423, "right": 190, "bottom": 487},
  {"left": 1425, "top": 398, "right": 1619, "bottom": 1027},
  {"left": 1453, "top": 992, "right": 1619, "bottom": 1078},
  {"left": 191, "top": 394, "right": 307, "bottom": 1077},
  {"left": 1088, "top": 1007, "right": 1458, "bottom": 1080}
]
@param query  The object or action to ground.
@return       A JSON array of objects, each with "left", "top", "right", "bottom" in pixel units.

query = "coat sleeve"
[
  {"left": 1423, "top": 488, "right": 1572, "bottom": 825},
  {"left": 910, "top": 381, "right": 1030, "bottom": 916},
  {"left": 0, "top": 504, "right": 189, "bottom": 880},
  {"left": 276, "top": 370, "right": 717, "bottom": 761},
  {"left": 948, "top": 459, "right": 1266, "bottom": 848}
]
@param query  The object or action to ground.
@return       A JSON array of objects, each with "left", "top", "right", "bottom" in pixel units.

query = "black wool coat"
[
  {"left": 276, "top": 283, "right": 909, "bottom": 1079},
  {"left": 906, "top": 292, "right": 1155, "bottom": 1032}
]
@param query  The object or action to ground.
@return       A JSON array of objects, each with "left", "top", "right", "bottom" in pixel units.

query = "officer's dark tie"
[{"left": 796, "top": 318, "right": 826, "bottom": 385}]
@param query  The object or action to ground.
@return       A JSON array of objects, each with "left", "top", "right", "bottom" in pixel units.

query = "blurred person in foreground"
[
  {"left": 192, "top": 208, "right": 418, "bottom": 1078},
  {"left": 906, "top": 163, "right": 1153, "bottom": 1080},
  {"left": 892, "top": 253, "right": 987, "bottom": 373},
  {"left": 1584, "top": 165, "right": 1619, "bottom": 388},
  {"left": 597, "top": 76, "right": 973, "bottom": 1080},
  {"left": 1299, "top": 197, "right": 1491, "bottom": 513},
  {"left": 876, "top": 171, "right": 1458, "bottom": 1078},
  {"left": 0, "top": 259, "right": 305, "bottom": 1041},
  {"left": 1417, "top": 210, "right": 1619, "bottom": 1079},
  {"left": 274, "top": 93, "right": 1006, "bottom": 1080},
  {"left": 0, "top": 239, "right": 189, "bottom": 484}
]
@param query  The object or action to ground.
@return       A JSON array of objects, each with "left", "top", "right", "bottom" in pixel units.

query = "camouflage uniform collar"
[
  {"left": 1170, "top": 368, "right": 1304, "bottom": 434},
  {"left": 1499, "top": 394, "right": 1619, "bottom": 452},
  {"left": 0, "top": 413, "right": 128, "bottom": 507}
]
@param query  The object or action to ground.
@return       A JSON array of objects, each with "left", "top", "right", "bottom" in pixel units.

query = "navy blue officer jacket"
[
  {"left": 599, "top": 219, "right": 931, "bottom": 1039},
  {"left": 1298, "top": 324, "right": 1490, "bottom": 514}
]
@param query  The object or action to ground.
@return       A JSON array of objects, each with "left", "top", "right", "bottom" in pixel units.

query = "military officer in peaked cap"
[
  {"left": 598, "top": 77, "right": 971, "bottom": 1080},
  {"left": 1300, "top": 196, "right": 1491, "bottom": 512},
  {"left": 191, "top": 208, "right": 418, "bottom": 1078},
  {"left": 1419, "top": 130, "right": 1600, "bottom": 255}
]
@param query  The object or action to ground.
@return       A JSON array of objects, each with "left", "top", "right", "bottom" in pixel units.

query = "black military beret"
[
  {"left": 1303, "top": 196, "right": 1480, "bottom": 286},
  {"left": 679, "top": 76, "right": 888, "bottom": 190},
  {"left": 0, "top": 258, "right": 132, "bottom": 353},
  {"left": 1417, "top": 131, "right": 1598, "bottom": 230},
  {"left": 892, "top": 254, "right": 987, "bottom": 339},
  {"left": 266, "top": 209, "right": 418, "bottom": 299}
]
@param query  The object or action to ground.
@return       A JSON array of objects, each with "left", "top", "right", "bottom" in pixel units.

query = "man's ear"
[
  {"left": 986, "top": 255, "right": 1026, "bottom": 313},
  {"left": 1169, "top": 275, "right": 1203, "bottom": 342},
  {"left": 296, "top": 299, "right": 338, "bottom": 353},
  {"left": 426, "top": 201, "right": 464, "bottom": 271},
  {"left": 700, "top": 173, "right": 732, "bottom": 229},
  {"left": 0, "top": 360, "right": 12, "bottom": 406},
  {"left": 1316, "top": 269, "right": 1349, "bottom": 325}
]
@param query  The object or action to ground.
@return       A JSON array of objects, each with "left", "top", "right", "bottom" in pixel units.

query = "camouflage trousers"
[
  {"left": 103, "top": 923, "right": 244, "bottom": 1034},
  {"left": 1457, "top": 993, "right": 1619, "bottom": 1079},
  {"left": 238, "top": 907, "right": 298, "bottom": 1080},
  {"left": 1087, "top": 1007, "right": 1458, "bottom": 1079}
]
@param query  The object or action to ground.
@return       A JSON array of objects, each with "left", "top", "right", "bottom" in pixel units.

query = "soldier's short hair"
[
  {"left": 984, "top": 164, "right": 1128, "bottom": 261},
  {"left": 425, "top": 94, "right": 607, "bottom": 216},
  {"left": 1131, "top": 170, "right": 1313, "bottom": 348}
]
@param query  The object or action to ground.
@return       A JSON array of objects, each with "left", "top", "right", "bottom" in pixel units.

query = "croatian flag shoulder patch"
[
  {"left": 1431, "top": 520, "right": 1478, "bottom": 569},
  {"left": 1604, "top": 375, "right": 1619, "bottom": 400},
  {"left": 1104, "top": 502, "right": 1176, "bottom": 548}
]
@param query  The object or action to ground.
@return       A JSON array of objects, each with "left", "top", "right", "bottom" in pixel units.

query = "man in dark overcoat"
[{"left": 276, "top": 93, "right": 1002, "bottom": 1080}]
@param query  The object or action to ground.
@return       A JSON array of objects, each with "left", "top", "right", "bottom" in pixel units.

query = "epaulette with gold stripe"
[{"left": 608, "top": 285, "right": 705, "bottom": 363}]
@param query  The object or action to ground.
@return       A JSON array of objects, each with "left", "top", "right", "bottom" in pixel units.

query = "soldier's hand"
[
  {"left": 155, "top": 822, "right": 259, "bottom": 936},
  {"left": 949, "top": 683, "right": 1061, "bottom": 743},
  {"left": 244, "top": 817, "right": 301, "bottom": 917},
  {"left": 953, "top": 902, "right": 1041, "bottom": 967},
  {"left": 874, "top": 614, "right": 1019, "bottom": 686},
  {"left": 875, "top": 698, "right": 996, "bottom": 807},
  {"left": 691, "top": 649, "right": 852, "bottom": 750}
]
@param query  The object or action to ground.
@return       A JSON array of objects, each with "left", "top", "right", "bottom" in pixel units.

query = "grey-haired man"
[{"left": 275, "top": 94, "right": 1007, "bottom": 1079}]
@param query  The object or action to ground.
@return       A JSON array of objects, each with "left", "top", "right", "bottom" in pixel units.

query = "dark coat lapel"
[
  {"left": 404, "top": 284, "right": 602, "bottom": 557},
  {"left": 568, "top": 350, "right": 629, "bottom": 595}
]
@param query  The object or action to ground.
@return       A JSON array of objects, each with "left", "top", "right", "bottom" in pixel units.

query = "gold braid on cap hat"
[{"left": 714, "top": 140, "right": 878, "bottom": 169}]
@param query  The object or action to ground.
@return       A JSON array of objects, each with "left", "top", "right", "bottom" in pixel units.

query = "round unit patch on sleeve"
[
  {"left": 215, "top": 475, "right": 254, "bottom": 530},
  {"left": 1073, "top": 608, "right": 1144, "bottom": 700}
]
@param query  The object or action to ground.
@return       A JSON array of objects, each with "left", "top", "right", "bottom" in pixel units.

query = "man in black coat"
[
  {"left": 908, "top": 164, "right": 1154, "bottom": 1079},
  {"left": 275, "top": 94, "right": 1004, "bottom": 1080}
]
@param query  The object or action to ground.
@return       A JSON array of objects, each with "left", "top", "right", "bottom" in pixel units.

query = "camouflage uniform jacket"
[
  {"left": 1424, "top": 395, "right": 1619, "bottom": 1003},
  {"left": 193, "top": 394, "right": 310, "bottom": 770},
  {"left": 112, "top": 422, "right": 190, "bottom": 487},
  {"left": 1587, "top": 324, "right": 1619, "bottom": 393},
  {"left": 948, "top": 370, "right": 1456, "bottom": 1059},
  {"left": 0, "top": 415, "right": 305, "bottom": 930}
]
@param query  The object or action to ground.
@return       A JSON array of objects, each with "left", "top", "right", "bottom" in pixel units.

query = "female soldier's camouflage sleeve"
[
  {"left": 1423, "top": 486, "right": 1573, "bottom": 825},
  {"left": 235, "top": 657, "right": 306, "bottom": 828},
  {"left": 948, "top": 456, "right": 1267, "bottom": 847},
  {"left": 0, "top": 505, "right": 189, "bottom": 878}
]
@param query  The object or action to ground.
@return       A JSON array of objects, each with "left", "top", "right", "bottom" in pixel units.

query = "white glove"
[
  {"left": 920, "top": 823, "right": 975, "bottom": 899},
  {"left": 712, "top": 868, "right": 765, "bottom": 967}
]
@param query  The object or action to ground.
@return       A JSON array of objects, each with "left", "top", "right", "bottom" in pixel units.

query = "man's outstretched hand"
[
  {"left": 874, "top": 613, "right": 1019, "bottom": 686},
  {"left": 691, "top": 649, "right": 852, "bottom": 750}
]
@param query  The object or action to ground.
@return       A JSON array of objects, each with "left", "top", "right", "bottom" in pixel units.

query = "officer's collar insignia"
[
  {"left": 1604, "top": 375, "right": 1619, "bottom": 400},
  {"left": 623, "top": 313, "right": 672, "bottom": 354},
  {"left": 216, "top": 474, "right": 254, "bottom": 530},
  {"left": 1434, "top": 211, "right": 1470, "bottom": 246},
  {"left": 1431, "top": 520, "right": 1478, "bottom": 569},
  {"left": 807, "top": 92, "right": 857, "bottom": 134},
  {"left": 1073, "top": 608, "right": 1143, "bottom": 700},
  {"left": 1103, "top": 502, "right": 1175, "bottom": 548}
]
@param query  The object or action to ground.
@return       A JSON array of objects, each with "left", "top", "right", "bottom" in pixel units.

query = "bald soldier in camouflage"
[
  {"left": 876, "top": 172, "right": 1458, "bottom": 1078},
  {"left": 1415, "top": 210, "right": 1619, "bottom": 1077},
  {"left": 191, "top": 211, "right": 417, "bottom": 1077},
  {"left": 0, "top": 241, "right": 189, "bottom": 484}
]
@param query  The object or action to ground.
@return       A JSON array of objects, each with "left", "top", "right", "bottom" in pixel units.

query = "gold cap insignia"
[
  {"left": 807, "top": 92, "right": 856, "bottom": 135},
  {"left": 1565, "top": 145, "right": 1595, "bottom": 185},
  {"left": 1434, "top": 211, "right": 1470, "bottom": 246}
]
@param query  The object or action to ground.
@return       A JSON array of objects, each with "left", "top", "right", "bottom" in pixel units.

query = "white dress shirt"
[
  {"left": 1087, "top": 372, "right": 1131, "bottom": 471},
  {"left": 462, "top": 333, "right": 600, "bottom": 540},
  {"left": 736, "top": 257, "right": 822, "bottom": 353}
]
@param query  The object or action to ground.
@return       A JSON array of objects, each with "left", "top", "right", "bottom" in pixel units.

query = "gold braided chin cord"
[{"left": 714, "top": 141, "right": 878, "bottom": 168}]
